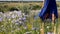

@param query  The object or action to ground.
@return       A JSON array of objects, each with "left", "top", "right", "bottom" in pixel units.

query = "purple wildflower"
[{"left": 0, "top": 17, "right": 3, "bottom": 22}]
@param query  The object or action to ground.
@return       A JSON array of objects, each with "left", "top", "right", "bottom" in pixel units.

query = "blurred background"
[{"left": 0, "top": 0, "right": 60, "bottom": 34}]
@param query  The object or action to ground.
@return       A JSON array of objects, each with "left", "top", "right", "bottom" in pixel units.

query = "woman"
[{"left": 39, "top": 0, "right": 58, "bottom": 21}]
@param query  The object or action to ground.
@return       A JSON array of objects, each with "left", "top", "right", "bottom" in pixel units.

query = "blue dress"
[{"left": 39, "top": 0, "right": 58, "bottom": 21}]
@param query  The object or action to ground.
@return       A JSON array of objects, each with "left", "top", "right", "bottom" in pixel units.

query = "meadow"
[{"left": 0, "top": 1, "right": 60, "bottom": 34}]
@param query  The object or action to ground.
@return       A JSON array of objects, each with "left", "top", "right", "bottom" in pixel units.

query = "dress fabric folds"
[{"left": 39, "top": 0, "right": 58, "bottom": 20}]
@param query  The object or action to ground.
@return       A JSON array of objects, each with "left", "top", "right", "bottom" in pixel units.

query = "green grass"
[
  {"left": 0, "top": 2, "right": 60, "bottom": 34},
  {"left": 0, "top": 16, "right": 60, "bottom": 34}
]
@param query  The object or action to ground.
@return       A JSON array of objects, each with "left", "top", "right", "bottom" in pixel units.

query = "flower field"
[
  {"left": 0, "top": 2, "right": 60, "bottom": 34},
  {"left": 0, "top": 10, "right": 60, "bottom": 34},
  {"left": 0, "top": 10, "right": 41, "bottom": 34}
]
